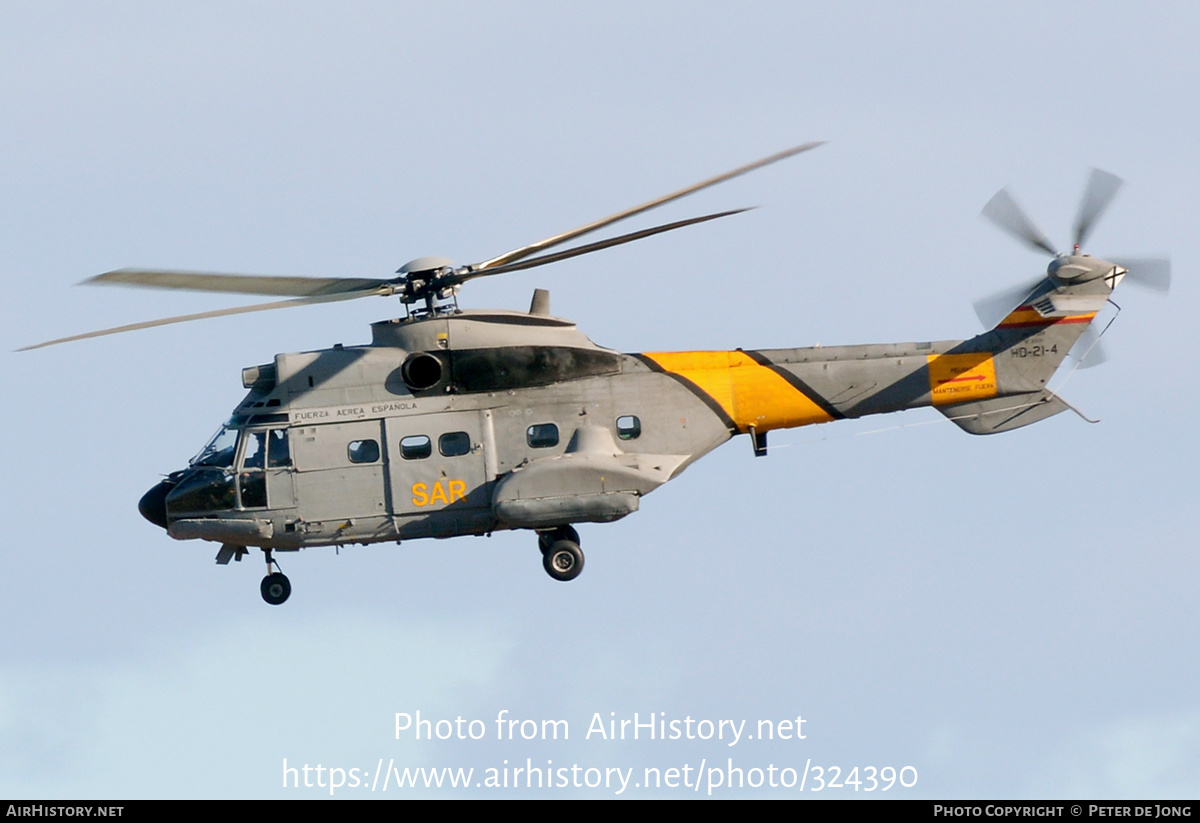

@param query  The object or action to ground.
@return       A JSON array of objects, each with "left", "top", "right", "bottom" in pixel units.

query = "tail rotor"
[{"left": 976, "top": 168, "right": 1171, "bottom": 366}]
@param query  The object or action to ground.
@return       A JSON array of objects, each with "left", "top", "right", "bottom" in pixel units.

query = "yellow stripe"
[{"left": 643, "top": 351, "right": 834, "bottom": 432}]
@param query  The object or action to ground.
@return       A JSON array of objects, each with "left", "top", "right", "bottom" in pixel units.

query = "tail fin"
[
  {"left": 939, "top": 389, "right": 1072, "bottom": 435},
  {"left": 938, "top": 268, "right": 1113, "bottom": 434}
]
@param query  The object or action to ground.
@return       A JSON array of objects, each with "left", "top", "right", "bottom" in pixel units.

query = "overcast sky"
[{"left": 2, "top": 1, "right": 1197, "bottom": 798}]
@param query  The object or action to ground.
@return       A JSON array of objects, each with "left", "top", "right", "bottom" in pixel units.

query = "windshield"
[{"left": 190, "top": 424, "right": 240, "bottom": 468}]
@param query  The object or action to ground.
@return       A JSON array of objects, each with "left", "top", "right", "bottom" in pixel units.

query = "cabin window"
[
  {"left": 526, "top": 423, "right": 559, "bottom": 449},
  {"left": 348, "top": 439, "right": 380, "bottom": 464},
  {"left": 439, "top": 431, "right": 471, "bottom": 457},
  {"left": 401, "top": 435, "right": 432, "bottom": 460},
  {"left": 616, "top": 415, "right": 641, "bottom": 440}
]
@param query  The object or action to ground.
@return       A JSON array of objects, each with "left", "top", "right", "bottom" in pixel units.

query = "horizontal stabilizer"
[{"left": 938, "top": 390, "right": 1068, "bottom": 435}]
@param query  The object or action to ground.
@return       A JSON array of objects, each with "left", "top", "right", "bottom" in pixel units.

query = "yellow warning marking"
[
  {"left": 927, "top": 352, "right": 997, "bottom": 406},
  {"left": 644, "top": 351, "right": 834, "bottom": 432}
]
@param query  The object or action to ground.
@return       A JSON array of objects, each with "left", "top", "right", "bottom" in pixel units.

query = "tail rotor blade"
[
  {"left": 972, "top": 277, "right": 1044, "bottom": 328},
  {"left": 1111, "top": 257, "right": 1171, "bottom": 293},
  {"left": 1073, "top": 169, "right": 1123, "bottom": 250},
  {"left": 981, "top": 188, "right": 1057, "bottom": 256},
  {"left": 1070, "top": 324, "right": 1109, "bottom": 369}
]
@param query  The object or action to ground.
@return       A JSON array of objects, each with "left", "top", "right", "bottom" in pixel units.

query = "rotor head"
[
  {"left": 980, "top": 168, "right": 1170, "bottom": 297},
  {"left": 1046, "top": 254, "right": 1123, "bottom": 286}
]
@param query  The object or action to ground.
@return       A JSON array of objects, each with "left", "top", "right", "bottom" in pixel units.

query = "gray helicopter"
[{"left": 23, "top": 145, "right": 1169, "bottom": 605}]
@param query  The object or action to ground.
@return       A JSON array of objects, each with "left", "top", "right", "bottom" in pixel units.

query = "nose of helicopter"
[{"left": 138, "top": 479, "right": 173, "bottom": 530}]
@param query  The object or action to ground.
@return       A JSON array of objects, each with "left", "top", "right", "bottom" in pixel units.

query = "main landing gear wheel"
[
  {"left": 537, "top": 525, "right": 580, "bottom": 554},
  {"left": 261, "top": 572, "right": 291, "bottom": 605},
  {"left": 543, "top": 540, "right": 584, "bottom": 582}
]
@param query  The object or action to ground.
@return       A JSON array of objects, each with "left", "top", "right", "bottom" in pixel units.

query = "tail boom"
[{"left": 637, "top": 273, "right": 1113, "bottom": 439}]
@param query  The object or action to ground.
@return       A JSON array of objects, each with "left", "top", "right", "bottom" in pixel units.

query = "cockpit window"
[
  {"left": 166, "top": 469, "right": 237, "bottom": 515},
  {"left": 191, "top": 425, "right": 240, "bottom": 468}
]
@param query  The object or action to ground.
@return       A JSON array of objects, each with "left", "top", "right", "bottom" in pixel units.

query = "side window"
[
  {"left": 401, "top": 435, "right": 432, "bottom": 460},
  {"left": 240, "top": 475, "right": 267, "bottom": 509},
  {"left": 239, "top": 431, "right": 268, "bottom": 509},
  {"left": 616, "top": 415, "right": 641, "bottom": 441},
  {"left": 242, "top": 430, "right": 267, "bottom": 469},
  {"left": 267, "top": 429, "right": 292, "bottom": 468},
  {"left": 439, "top": 431, "right": 471, "bottom": 457},
  {"left": 526, "top": 423, "right": 559, "bottom": 449},
  {"left": 348, "top": 439, "right": 380, "bottom": 464}
]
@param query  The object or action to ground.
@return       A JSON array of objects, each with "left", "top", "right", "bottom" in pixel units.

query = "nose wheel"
[
  {"left": 537, "top": 526, "right": 584, "bottom": 581},
  {"left": 260, "top": 549, "right": 292, "bottom": 605}
]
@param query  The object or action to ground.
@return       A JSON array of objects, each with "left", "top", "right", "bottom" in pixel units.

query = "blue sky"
[{"left": 2, "top": 2, "right": 1197, "bottom": 798}]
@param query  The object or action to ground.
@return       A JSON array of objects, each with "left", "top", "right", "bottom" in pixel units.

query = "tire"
[
  {"left": 537, "top": 525, "right": 580, "bottom": 554},
  {"left": 261, "top": 572, "right": 292, "bottom": 605},
  {"left": 542, "top": 540, "right": 584, "bottom": 581}
]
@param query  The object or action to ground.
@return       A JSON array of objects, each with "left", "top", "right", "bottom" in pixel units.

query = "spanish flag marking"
[{"left": 997, "top": 307, "right": 1097, "bottom": 329}]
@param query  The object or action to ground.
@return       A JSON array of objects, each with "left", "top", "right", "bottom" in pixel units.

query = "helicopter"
[{"left": 22, "top": 144, "right": 1170, "bottom": 605}]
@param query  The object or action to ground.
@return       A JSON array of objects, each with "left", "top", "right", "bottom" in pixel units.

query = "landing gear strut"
[
  {"left": 537, "top": 525, "right": 584, "bottom": 582},
  {"left": 260, "top": 549, "right": 291, "bottom": 605}
]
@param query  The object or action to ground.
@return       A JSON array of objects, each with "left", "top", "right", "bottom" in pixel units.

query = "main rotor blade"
[
  {"left": 459, "top": 208, "right": 752, "bottom": 280},
  {"left": 470, "top": 141, "right": 824, "bottom": 272},
  {"left": 1072, "top": 169, "right": 1123, "bottom": 250},
  {"left": 86, "top": 268, "right": 391, "bottom": 297},
  {"left": 972, "top": 276, "right": 1045, "bottom": 328},
  {"left": 1111, "top": 257, "right": 1171, "bottom": 292},
  {"left": 18, "top": 287, "right": 391, "bottom": 351},
  {"left": 981, "top": 188, "right": 1057, "bottom": 256}
]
